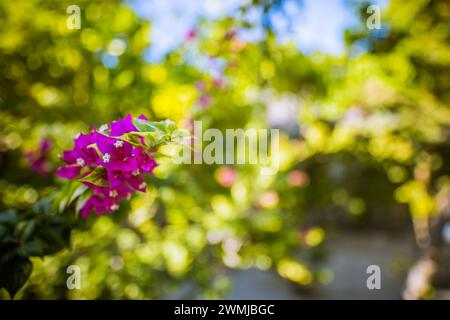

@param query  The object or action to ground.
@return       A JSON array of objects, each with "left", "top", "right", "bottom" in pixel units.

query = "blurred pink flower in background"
[
  {"left": 224, "top": 29, "right": 237, "bottom": 40},
  {"left": 216, "top": 166, "right": 237, "bottom": 188},
  {"left": 258, "top": 191, "right": 279, "bottom": 209},
  {"left": 198, "top": 94, "right": 211, "bottom": 108},
  {"left": 25, "top": 138, "right": 53, "bottom": 176},
  {"left": 186, "top": 29, "right": 197, "bottom": 41},
  {"left": 195, "top": 80, "right": 206, "bottom": 91},
  {"left": 212, "top": 78, "right": 225, "bottom": 89},
  {"left": 287, "top": 170, "right": 310, "bottom": 187}
]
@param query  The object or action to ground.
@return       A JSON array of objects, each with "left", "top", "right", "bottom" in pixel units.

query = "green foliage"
[
  {"left": 0, "top": 201, "right": 73, "bottom": 297},
  {"left": 119, "top": 119, "right": 187, "bottom": 148},
  {"left": 0, "top": 257, "right": 32, "bottom": 299}
]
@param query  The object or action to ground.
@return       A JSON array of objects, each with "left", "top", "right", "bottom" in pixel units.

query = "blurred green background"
[{"left": 0, "top": 0, "right": 449, "bottom": 299}]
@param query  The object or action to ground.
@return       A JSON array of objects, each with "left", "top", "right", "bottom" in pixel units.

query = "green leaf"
[
  {"left": 55, "top": 181, "right": 78, "bottom": 213},
  {"left": 0, "top": 257, "right": 32, "bottom": 298},
  {"left": 172, "top": 129, "right": 190, "bottom": 141},
  {"left": 68, "top": 184, "right": 89, "bottom": 206},
  {"left": 75, "top": 192, "right": 91, "bottom": 216},
  {"left": 134, "top": 118, "right": 176, "bottom": 134},
  {"left": 32, "top": 197, "right": 56, "bottom": 217},
  {"left": 79, "top": 167, "right": 109, "bottom": 187},
  {"left": 117, "top": 119, "right": 185, "bottom": 151},
  {"left": 135, "top": 131, "right": 168, "bottom": 147},
  {"left": 36, "top": 226, "right": 70, "bottom": 255},
  {"left": 0, "top": 242, "right": 19, "bottom": 264},
  {"left": 116, "top": 133, "right": 142, "bottom": 146},
  {"left": 0, "top": 210, "right": 19, "bottom": 224},
  {"left": 0, "top": 248, "right": 17, "bottom": 265},
  {"left": 17, "top": 220, "right": 36, "bottom": 242},
  {"left": 17, "top": 239, "right": 46, "bottom": 257},
  {"left": 0, "top": 225, "right": 8, "bottom": 240}
]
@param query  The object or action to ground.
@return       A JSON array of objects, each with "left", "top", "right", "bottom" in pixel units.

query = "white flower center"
[
  {"left": 109, "top": 190, "right": 118, "bottom": 198},
  {"left": 110, "top": 204, "right": 119, "bottom": 211},
  {"left": 99, "top": 124, "right": 108, "bottom": 132},
  {"left": 139, "top": 182, "right": 147, "bottom": 189},
  {"left": 102, "top": 153, "right": 111, "bottom": 163},
  {"left": 114, "top": 140, "right": 124, "bottom": 148},
  {"left": 76, "top": 158, "right": 85, "bottom": 166},
  {"left": 132, "top": 169, "right": 140, "bottom": 176}
]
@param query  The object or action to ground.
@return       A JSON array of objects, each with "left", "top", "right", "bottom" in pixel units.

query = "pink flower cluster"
[{"left": 56, "top": 114, "right": 157, "bottom": 218}]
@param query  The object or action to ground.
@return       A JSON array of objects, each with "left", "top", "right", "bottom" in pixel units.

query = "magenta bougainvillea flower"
[
  {"left": 185, "top": 29, "right": 197, "bottom": 41},
  {"left": 26, "top": 138, "right": 53, "bottom": 176},
  {"left": 56, "top": 114, "right": 159, "bottom": 218}
]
